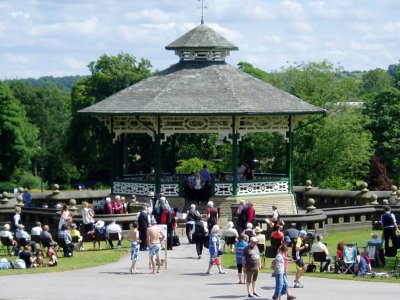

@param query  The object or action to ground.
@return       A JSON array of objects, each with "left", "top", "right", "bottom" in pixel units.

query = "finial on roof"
[{"left": 198, "top": 0, "right": 207, "bottom": 24}]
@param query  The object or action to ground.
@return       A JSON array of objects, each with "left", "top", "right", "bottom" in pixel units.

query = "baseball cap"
[
  {"left": 299, "top": 230, "right": 307, "bottom": 237},
  {"left": 284, "top": 236, "right": 292, "bottom": 243}
]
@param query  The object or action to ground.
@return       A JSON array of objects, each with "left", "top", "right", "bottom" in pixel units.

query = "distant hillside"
[{"left": 23, "top": 75, "right": 86, "bottom": 91}]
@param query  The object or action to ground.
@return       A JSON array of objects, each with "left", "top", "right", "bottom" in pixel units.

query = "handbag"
[
  {"left": 172, "top": 235, "right": 180, "bottom": 247},
  {"left": 306, "top": 263, "right": 316, "bottom": 273}
]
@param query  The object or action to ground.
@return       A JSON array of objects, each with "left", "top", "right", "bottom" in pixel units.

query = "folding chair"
[
  {"left": 365, "top": 242, "right": 384, "bottom": 268},
  {"left": 0, "top": 236, "right": 14, "bottom": 256},
  {"left": 312, "top": 251, "right": 331, "bottom": 272},
  {"left": 107, "top": 232, "right": 121, "bottom": 248},
  {"left": 342, "top": 243, "right": 358, "bottom": 274}
]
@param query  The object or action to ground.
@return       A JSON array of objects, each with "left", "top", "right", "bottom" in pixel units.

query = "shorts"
[
  {"left": 237, "top": 263, "right": 243, "bottom": 273},
  {"left": 295, "top": 258, "right": 305, "bottom": 271},
  {"left": 245, "top": 269, "right": 259, "bottom": 283},
  {"left": 130, "top": 242, "right": 139, "bottom": 261},
  {"left": 149, "top": 243, "right": 161, "bottom": 259}
]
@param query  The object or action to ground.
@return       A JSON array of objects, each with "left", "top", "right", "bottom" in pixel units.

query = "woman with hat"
[{"left": 221, "top": 221, "right": 239, "bottom": 253}]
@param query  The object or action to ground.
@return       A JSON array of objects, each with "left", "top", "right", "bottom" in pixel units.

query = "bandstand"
[{"left": 79, "top": 22, "right": 326, "bottom": 214}]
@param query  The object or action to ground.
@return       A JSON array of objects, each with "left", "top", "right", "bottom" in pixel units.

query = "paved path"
[{"left": 1, "top": 238, "right": 400, "bottom": 300}]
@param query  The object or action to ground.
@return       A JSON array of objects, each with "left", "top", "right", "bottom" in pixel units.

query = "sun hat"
[
  {"left": 371, "top": 232, "right": 378, "bottom": 238},
  {"left": 148, "top": 191, "right": 155, "bottom": 197},
  {"left": 228, "top": 221, "right": 234, "bottom": 228},
  {"left": 255, "top": 226, "right": 262, "bottom": 233},
  {"left": 284, "top": 236, "right": 292, "bottom": 243},
  {"left": 250, "top": 236, "right": 258, "bottom": 243}
]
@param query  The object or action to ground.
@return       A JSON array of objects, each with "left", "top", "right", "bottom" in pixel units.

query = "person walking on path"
[
  {"left": 147, "top": 219, "right": 165, "bottom": 274},
  {"left": 292, "top": 230, "right": 309, "bottom": 288},
  {"left": 234, "top": 234, "right": 248, "bottom": 284},
  {"left": 272, "top": 244, "right": 289, "bottom": 300},
  {"left": 206, "top": 225, "right": 226, "bottom": 275},
  {"left": 128, "top": 223, "right": 140, "bottom": 274},
  {"left": 243, "top": 236, "right": 261, "bottom": 298},
  {"left": 192, "top": 217, "right": 208, "bottom": 259}
]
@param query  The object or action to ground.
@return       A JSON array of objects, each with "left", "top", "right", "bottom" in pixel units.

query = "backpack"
[
  {"left": 13, "top": 259, "right": 26, "bottom": 269},
  {"left": 0, "top": 258, "right": 11, "bottom": 269}
]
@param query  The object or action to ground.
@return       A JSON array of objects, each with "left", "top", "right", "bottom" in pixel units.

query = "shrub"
[
  {"left": 0, "top": 181, "right": 16, "bottom": 193},
  {"left": 18, "top": 172, "right": 43, "bottom": 190}
]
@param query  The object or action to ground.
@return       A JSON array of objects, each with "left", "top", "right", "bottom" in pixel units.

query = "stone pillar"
[{"left": 359, "top": 182, "right": 370, "bottom": 205}]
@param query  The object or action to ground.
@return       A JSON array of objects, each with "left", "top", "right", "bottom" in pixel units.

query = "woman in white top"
[
  {"left": 81, "top": 202, "right": 95, "bottom": 233},
  {"left": 59, "top": 205, "right": 72, "bottom": 230}
]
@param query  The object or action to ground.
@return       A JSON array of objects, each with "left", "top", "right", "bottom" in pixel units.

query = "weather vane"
[{"left": 198, "top": 0, "right": 207, "bottom": 24}]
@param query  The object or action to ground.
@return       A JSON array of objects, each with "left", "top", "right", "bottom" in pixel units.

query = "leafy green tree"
[
  {"left": 0, "top": 83, "right": 38, "bottom": 181},
  {"left": 68, "top": 53, "right": 153, "bottom": 182},
  {"left": 360, "top": 68, "right": 393, "bottom": 100},
  {"left": 364, "top": 87, "right": 400, "bottom": 183},
  {"left": 7, "top": 80, "right": 77, "bottom": 184},
  {"left": 175, "top": 157, "right": 216, "bottom": 174},
  {"left": 294, "top": 108, "right": 373, "bottom": 188}
]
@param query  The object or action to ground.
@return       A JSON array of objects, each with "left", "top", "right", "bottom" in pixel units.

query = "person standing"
[
  {"left": 200, "top": 164, "right": 211, "bottom": 202},
  {"left": 147, "top": 219, "right": 166, "bottom": 274},
  {"left": 13, "top": 207, "right": 22, "bottom": 233},
  {"left": 236, "top": 199, "right": 248, "bottom": 234},
  {"left": 103, "top": 197, "right": 113, "bottom": 215},
  {"left": 243, "top": 236, "right": 261, "bottom": 298},
  {"left": 206, "top": 225, "right": 226, "bottom": 274},
  {"left": 234, "top": 234, "right": 248, "bottom": 284},
  {"left": 159, "top": 204, "right": 173, "bottom": 250},
  {"left": 138, "top": 205, "right": 150, "bottom": 251},
  {"left": 192, "top": 217, "right": 208, "bottom": 259},
  {"left": 81, "top": 202, "right": 95, "bottom": 233},
  {"left": 206, "top": 201, "right": 219, "bottom": 232},
  {"left": 221, "top": 221, "right": 239, "bottom": 253},
  {"left": 128, "top": 223, "right": 140, "bottom": 274},
  {"left": 380, "top": 205, "right": 398, "bottom": 252},
  {"left": 186, "top": 204, "right": 201, "bottom": 244},
  {"left": 58, "top": 205, "right": 72, "bottom": 230}
]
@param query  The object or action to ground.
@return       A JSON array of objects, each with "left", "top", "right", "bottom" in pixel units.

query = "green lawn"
[
  {"left": 0, "top": 240, "right": 130, "bottom": 276},
  {"left": 222, "top": 228, "right": 400, "bottom": 283}
]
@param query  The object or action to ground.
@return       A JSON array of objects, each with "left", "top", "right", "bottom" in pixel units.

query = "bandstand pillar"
[
  {"left": 232, "top": 116, "right": 238, "bottom": 196},
  {"left": 154, "top": 116, "right": 162, "bottom": 194},
  {"left": 286, "top": 116, "right": 293, "bottom": 193}
]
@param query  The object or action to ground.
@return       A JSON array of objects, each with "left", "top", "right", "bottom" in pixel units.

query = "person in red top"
[
  {"left": 270, "top": 224, "right": 284, "bottom": 246},
  {"left": 335, "top": 241, "right": 346, "bottom": 273},
  {"left": 159, "top": 205, "right": 173, "bottom": 250},
  {"left": 246, "top": 202, "right": 255, "bottom": 226},
  {"left": 113, "top": 195, "right": 123, "bottom": 214}
]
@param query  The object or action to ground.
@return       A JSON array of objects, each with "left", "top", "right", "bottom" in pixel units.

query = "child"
[
  {"left": 129, "top": 223, "right": 141, "bottom": 274},
  {"left": 234, "top": 234, "right": 248, "bottom": 284},
  {"left": 47, "top": 246, "right": 58, "bottom": 267},
  {"left": 35, "top": 249, "right": 45, "bottom": 267}
]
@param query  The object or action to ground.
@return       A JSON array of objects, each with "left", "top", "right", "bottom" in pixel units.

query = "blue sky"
[{"left": 0, "top": 0, "right": 399, "bottom": 79}]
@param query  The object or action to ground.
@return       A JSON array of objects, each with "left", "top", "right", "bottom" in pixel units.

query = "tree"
[
  {"left": 364, "top": 87, "right": 400, "bottom": 183},
  {"left": 7, "top": 80, "right": 77, "bottom": 184},
  {"left": 68, "top": 53, "right": 153, "bottom": 182},
  {"left": 360, "top": 68, "right": 393, "bottom": 100},
  {"left": 0, "top": 83, "right": 39, "bottom": 181},
  {"left": 367, "top": 155, "right": 393, "bottom": 191}
]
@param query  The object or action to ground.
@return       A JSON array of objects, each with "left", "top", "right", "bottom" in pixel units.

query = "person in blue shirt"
[{"left": 235, "top": 234, "right": 248, "bottom": 284}]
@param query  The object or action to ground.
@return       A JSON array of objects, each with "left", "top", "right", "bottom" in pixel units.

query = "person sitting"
[
  {"left": 221, "top": 221, "right": 239, "bottom": 252},
  {"left": 334, "top": 241, "right": 346, "bottom": 273},
  {"left": 40, "top": 225, "right": 58, "bottom": 248},
  {"left": 16, "top": 224, "right": 37, "bottom": 254},
  {"left": 366, "top": 232, "right": 384, "bottom": 267},
  {"left": 284, "top": 223, "right": 299, "bottom": 243},
  {"left": 0, "top": 224, "right": 17, "bottom": 254},
  {"left": 113, "top": 195, "right": 123, "bottom": 214},
  {"left": 242, "top": 222, "right": 255, "bottom": 240},
  {"left": 106, "top": 219, "right": 123, "bottom": 249},
  {"left": 356, "top": 249, "right": 371, "bottom": 276},
  {"left": 58, "top": 224, "right": 74, "bottom": 257},
  {"left": 311, "top": 234, "right": 332, "bottom": 272},
  {"left": 70, "top": 223, "right": 84, "bottom": 251},
  {"left": 19, "top": 245, "right": 36, "bottom": 268},
  {"left": 34, "top": 249, "right": 45, "bottom": 267},
  {"left": 103, "top": 197, "right": 113, "bottom": 214},
  {"left": 47, "top": 246, "right": 58, "bottom": 267},
  {"left": 254, "top": 226, "right": 266, "bottom": 253},
  {"left": 31, "top": 221, "right": 43, "bottom": 236}
]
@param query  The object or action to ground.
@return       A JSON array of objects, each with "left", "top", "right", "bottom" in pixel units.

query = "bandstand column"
[
  {"left": 154, "top": 116, "right": 162, "bottom": 194},
  {"left": 286, "top": 116, "right": 293, "bottom": 193},
  {"left": 111, "top": 118, "right": 124, "bottom": 183},
  {"left": 232, "top": 116, "right": 238, "bottom": 196}
]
